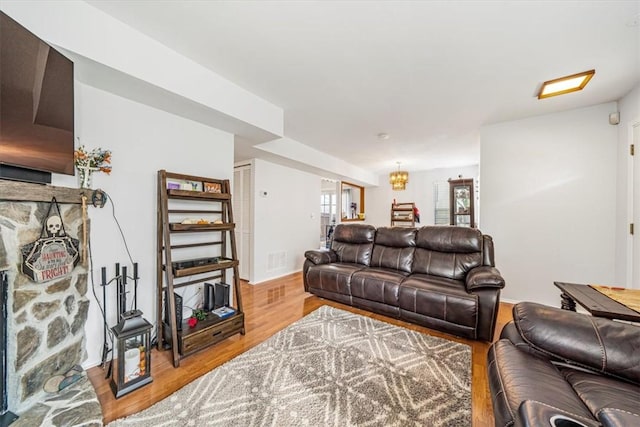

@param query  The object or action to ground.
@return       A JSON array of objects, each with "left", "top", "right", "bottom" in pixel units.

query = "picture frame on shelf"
[
  {"left": 167, "top": 179, "right": 202, "bottom": 191},
  {"left": 186, "top": 180, "right": 203, "bottom": 192},
  {"left": 204, "top": 182, "right": 222, "bottom": 193},
  {"left": 167, "top": 181, "right": 181, "bottom": 190}
]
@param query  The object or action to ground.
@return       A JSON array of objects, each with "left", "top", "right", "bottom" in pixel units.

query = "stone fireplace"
[{"left": 0, "top": 180, "right": 96, "bottom": 419}]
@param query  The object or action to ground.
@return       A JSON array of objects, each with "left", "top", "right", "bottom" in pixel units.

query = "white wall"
[
  {"left": 51, "top": 83, "right": 233, "bottom": 368},
  {"left": 615, "top": 84, "right": 640, "bottom": 287},
  {"left": 480, "top": 102, "right": 618, "bottom": 305},
  {"left": 364, "top": 165, "right": 479, "bottom": 228},
  {"left": 251, "top": 159, "right": 320, "bottom": 284}
]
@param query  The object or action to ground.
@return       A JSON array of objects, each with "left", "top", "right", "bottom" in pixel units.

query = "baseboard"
[{"left": 248, "top": 270, "right": 302, "bottom": 286}]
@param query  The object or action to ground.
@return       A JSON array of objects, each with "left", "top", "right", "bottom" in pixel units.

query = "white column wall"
[
  {"left": 51, "top": 83, "right": 234, "bottom": 368},
  {"left": 251, "top": 159, "right": 320, "bottom": 284},
  {"left": 480, "top": 102, "right": 618, "bottom": 305},
  {"left": 615, "top": 85, "right": 640, "bottom": 288}
]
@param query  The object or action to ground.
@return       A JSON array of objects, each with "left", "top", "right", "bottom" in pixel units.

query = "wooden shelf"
[
  {"left": 167, "top": 189, "right": 231, "bottom": 201},
  {"left": 391, "top": 202, "right": 416, "bottom": 227},
  {"left": 168, "top": 209, "right": 223, "bottom": 214},
  {"left": 172, "top": 259, "right": 238, "bottom": 278},
  {"left": 157, "top": 169, "right": 244, "bottom": 367},
  {"left": 169, "top": 223, "right": 235, "bottom": 232},
  {"left": 162, "top": 272, "right": 224, "bottom": 290},
  {"left": 0, "top": 179, "right": 92, "bottom": 204}
]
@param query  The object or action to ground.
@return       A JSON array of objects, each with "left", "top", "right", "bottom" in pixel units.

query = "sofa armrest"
[
  {"left": 465, "top": 266, "right": 505, "bottom": 291},
  {"left": 304, "top": 249, "right": 337, "bottom": 265},
  {"left": 513, "top": 302, "right": 640, "bottom": 385}
]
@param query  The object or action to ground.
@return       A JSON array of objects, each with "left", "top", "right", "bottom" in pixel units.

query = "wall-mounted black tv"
[{"left": 0, "top": 11, "right": 74, "bottom": 183}]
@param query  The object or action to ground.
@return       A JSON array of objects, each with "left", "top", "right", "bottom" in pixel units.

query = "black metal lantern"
[{"left": 110, "top": 310, "right": 153, "bottom": 398}]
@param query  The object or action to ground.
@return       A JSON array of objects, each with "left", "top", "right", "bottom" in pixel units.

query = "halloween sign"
[{"left": 21, "top": 197, "right": 80, "bottom": 283}]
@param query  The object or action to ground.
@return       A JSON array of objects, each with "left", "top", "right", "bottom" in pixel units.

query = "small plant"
[
  {"left": 74, "top": 145, "right": 112, "bottom": 174},
  {"left": 192, "top": 309, "right": 207, "bottom": 320},
  {"left": 74, "top": 144, "right": 112, "bottom": 188}
]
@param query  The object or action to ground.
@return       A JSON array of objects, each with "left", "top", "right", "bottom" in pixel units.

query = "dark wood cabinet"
[{"left": 449, "top": 178, "right": 475, "bottom": 228}]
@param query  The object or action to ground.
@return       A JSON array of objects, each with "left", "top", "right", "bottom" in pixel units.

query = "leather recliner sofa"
[
  {"left": 488, "top": 302, "right": 640, "bottom": 427},
  {"left": 303, "top": 224, "right": 505, "bottom": 341}
]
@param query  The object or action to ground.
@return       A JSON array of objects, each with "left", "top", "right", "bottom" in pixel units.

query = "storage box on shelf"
[{"left": 156, "top": 170, "right": 244, "bottom": 367}]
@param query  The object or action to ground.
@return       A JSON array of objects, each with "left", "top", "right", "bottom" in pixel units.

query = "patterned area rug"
[{"left": 108, "top": 306, "right": 471, "bottom": 426}]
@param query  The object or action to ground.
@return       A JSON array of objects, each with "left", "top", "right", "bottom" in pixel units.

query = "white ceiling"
[{"left": 86, "top": 0, "right": 640, "bottom": 175}]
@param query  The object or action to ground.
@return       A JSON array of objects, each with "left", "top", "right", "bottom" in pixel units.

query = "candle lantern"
[{"left": 110, "top": 311, "right": 153, "bottom": 398}]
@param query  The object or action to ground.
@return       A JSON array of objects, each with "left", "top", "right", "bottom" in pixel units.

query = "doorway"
[
  {"left": 320, "top": 179, "right": 338, "bottom": 248},
  {"left": 233, "top": 164, "right": 252, "bottom": 281}
]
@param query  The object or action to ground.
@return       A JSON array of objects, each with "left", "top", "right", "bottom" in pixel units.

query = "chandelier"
[{"left": 389, "top": 163, "right": 409, "bottom": 190}]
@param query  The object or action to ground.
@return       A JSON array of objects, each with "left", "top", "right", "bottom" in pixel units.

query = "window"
[
  {"left": 320, "top": 192, "right": 336, "bottom": 216},
  {"left": 434, "top": 181, "right": 449, "bottom": 225}
]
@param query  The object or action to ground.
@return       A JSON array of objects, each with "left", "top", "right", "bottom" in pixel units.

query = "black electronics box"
[
  {"left": 172, "top": 257, "right": 219, "bottom": 273},
  {"left": 214, "top": 282, "right": 230, "bottom": 309},
  {"left": 164, "top": 290, "right": 183, "bottom": 331},
  {"left": 203, "top": 283, "right": 215, "bottom": 311}
]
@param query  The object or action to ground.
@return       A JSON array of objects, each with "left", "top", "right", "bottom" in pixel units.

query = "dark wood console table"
[{"left": 554, "top": 281, "right": 640, "bottom": 323}]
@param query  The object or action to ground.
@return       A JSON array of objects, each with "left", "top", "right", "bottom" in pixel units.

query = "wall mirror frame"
[{"left": 340, "top": 181, "right": 365, "bottom": 221}]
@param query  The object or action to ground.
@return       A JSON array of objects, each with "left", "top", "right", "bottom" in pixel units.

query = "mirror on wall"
[{"left": 341, "top": 181, "right": 365, "bottom": 221}]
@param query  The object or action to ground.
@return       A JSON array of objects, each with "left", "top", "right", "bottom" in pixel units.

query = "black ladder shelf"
[{"left": 156, "top": 170, "right": 245, "bottom": 367}]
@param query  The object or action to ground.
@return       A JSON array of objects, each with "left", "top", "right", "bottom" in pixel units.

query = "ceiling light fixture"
[
  {"left": 377, "top": 133, "right": 390, "bottom": 140},
  {"left": 537, "top": 69, "right": 595, "bottom": 99},
  {"left": 389, "top": 162, "right": 408, "bottom": 191}
]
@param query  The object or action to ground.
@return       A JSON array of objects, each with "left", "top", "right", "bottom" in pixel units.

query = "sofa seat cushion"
[
  {"left": 562, "top": 368, "right": 640, "bottom": 424},
  {"left": 398, "top": 274, "right": 478, "bottom": 330},
  {"left": 488, "top": 340, "right": 594, "bottom": 427},
  {"left": 350, "top": 268, "right": 407, "bottom": 306},
  {"left": 305, "top": 262, "right": 365, "bottom": 295}
]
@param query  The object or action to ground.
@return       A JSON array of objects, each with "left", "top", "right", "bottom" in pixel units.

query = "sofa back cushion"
[
  {"left": 412, "top": 226, "right": 483, "bottom": 280},
  {"left": 331, "top": 224, "right": 376, "bottom": 265},
  {"left": 370, "top": 227, "right": 416, "bottom": 273}
]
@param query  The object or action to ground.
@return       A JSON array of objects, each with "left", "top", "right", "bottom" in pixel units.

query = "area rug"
[{"left": 108, "top": 306, "right": 471, "bottom": 426}]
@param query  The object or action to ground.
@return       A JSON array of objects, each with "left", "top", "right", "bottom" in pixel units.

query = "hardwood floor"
[{"left": 88, "top": 272, "right": 514, "bottom": 426}]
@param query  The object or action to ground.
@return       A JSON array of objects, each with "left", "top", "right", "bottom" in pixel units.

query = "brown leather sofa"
[
  {"left": 488, "top": 302, "right": 640, "bottom": 427},
  {"left": 303, "top": 224, "right": 505, "bottom": 341}
]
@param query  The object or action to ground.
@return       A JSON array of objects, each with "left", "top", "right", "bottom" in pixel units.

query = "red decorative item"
[{"left": 187, "top": 317, "right": 197, "bottom": 328}]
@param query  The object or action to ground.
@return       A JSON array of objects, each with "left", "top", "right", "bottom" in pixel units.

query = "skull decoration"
[{"left": 46, "top": 215, "right": 62, "bottom": 237}]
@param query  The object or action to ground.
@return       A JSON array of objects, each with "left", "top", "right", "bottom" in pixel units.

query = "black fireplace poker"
[
  {"left": 100, "top": 262, "right": 141, "bottom": 378},
  {"left": 1, "top": 271, "right": 18, "bottom": 426}
]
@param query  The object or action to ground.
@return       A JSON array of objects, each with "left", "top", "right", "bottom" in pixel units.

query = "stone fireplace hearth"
[{"left": 0, "top": 180, "right": 102, "bottom": 424}]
